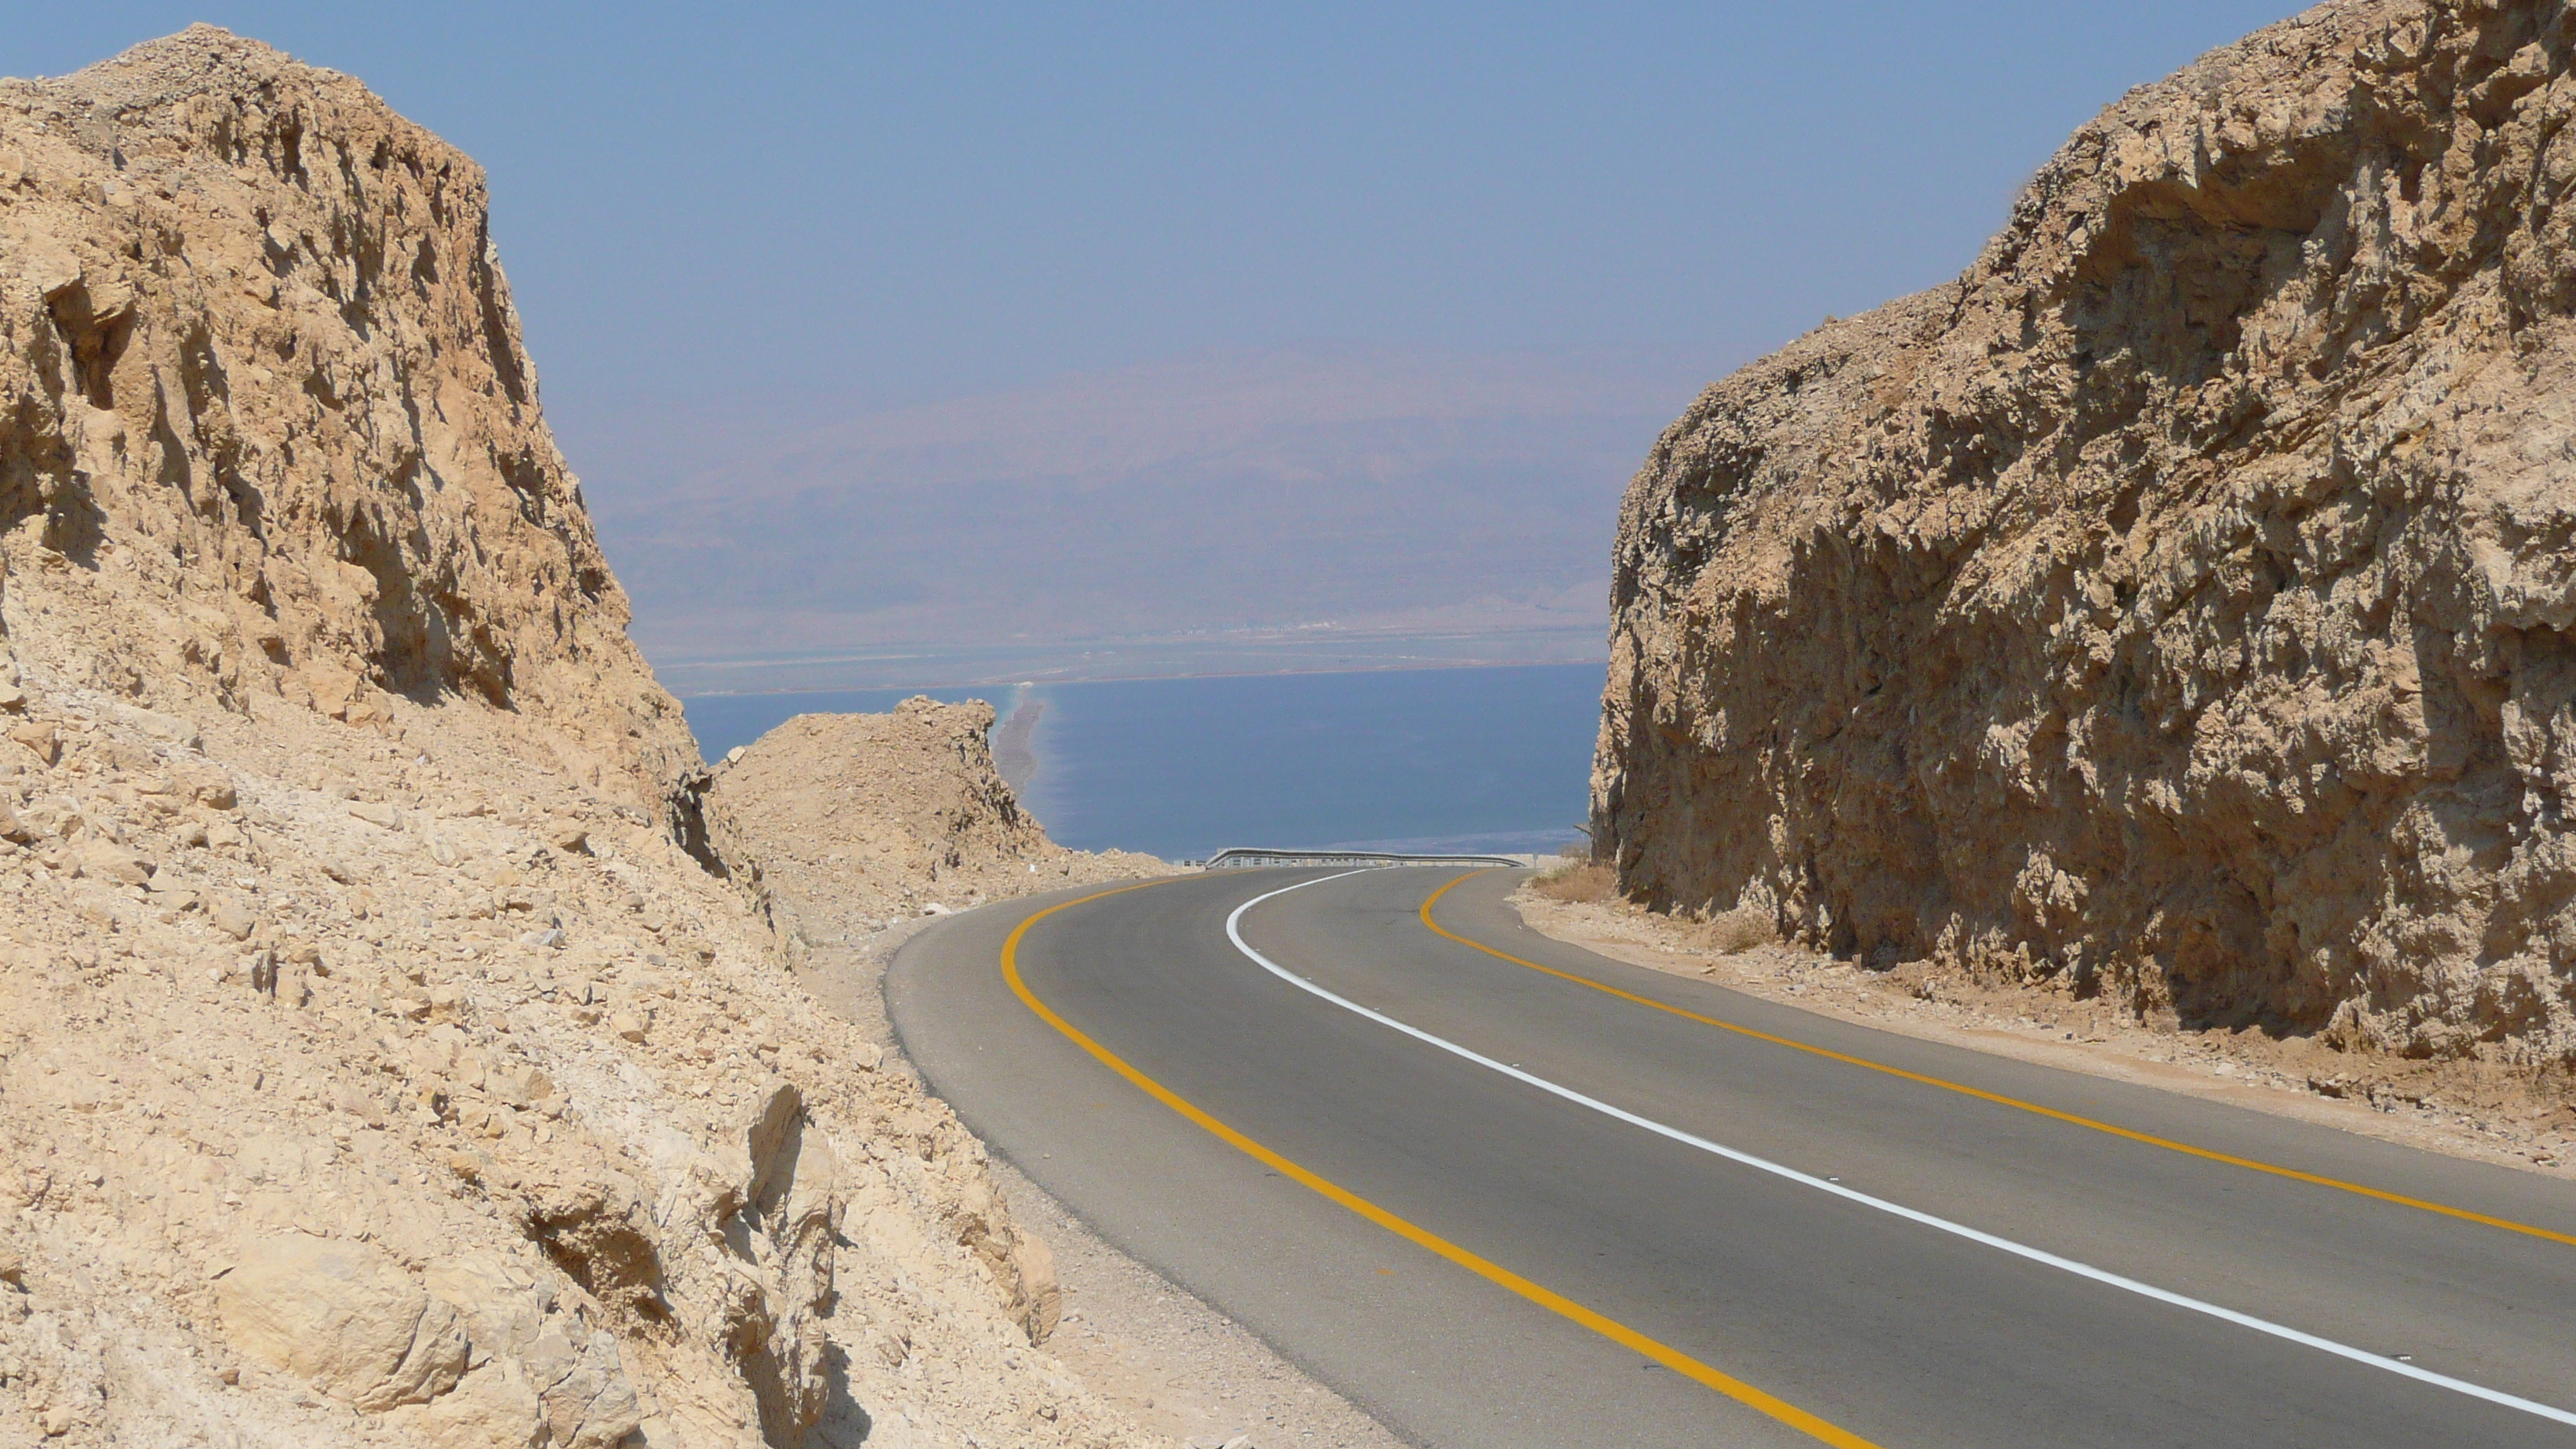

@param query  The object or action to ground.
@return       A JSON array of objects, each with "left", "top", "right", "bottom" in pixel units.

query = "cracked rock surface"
[
  {"left": 0, "top": 26, "right": 1174, "bottom": 1449},
  {"left": 1598, "top": 0, "right": 2576, "bottom": 1069}
]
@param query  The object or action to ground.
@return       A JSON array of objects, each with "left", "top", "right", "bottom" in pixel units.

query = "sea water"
[{"left": 680, "top": 662, "right": 1603, "bottom": 860}]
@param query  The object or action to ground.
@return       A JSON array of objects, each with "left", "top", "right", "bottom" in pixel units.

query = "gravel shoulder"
[
  {"left": 800, "top": 907, "right": 1410, "bottom": 1449},
  {"left": 1513, "top": 880, "right": 2576, "bottom": 1183},
  {"left": 987, "top": 1157, "right": 1411, "bottom": 1449},
  {"left": 783, "top": 845, "right": 1411, "bottom": 1444}
]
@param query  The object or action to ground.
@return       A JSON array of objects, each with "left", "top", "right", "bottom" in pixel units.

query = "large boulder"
[{"left": 214, "top": 1235, "right": 468, "bottom": 1411}]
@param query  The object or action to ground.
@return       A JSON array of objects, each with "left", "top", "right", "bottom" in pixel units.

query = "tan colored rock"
[
  {"left": 348, "top": 800, "right": 403, "bottom": 830},
  {"left": 1596, "top": 0, "right": 2576, "bottom": 1067},
  {"left": 1012, "top": 1229, "right": 1063, "bottom": 1344},
  {"left": 0, "top": 25, "right": 1173, "bottom": 1449},
  {"left": 214, "top": 1235, "right": 469, "bottom": 1411},
  {"left": 707, "top": 699, "right": 1167, "bottom": 964},
  {"left": 208, "top": 898, "right": 259, "bottom": 940},
  {"left": 0, "top": 23, "right": 696, "bottom": 828},
  {"left": 6, "top": 722, "right": 56, "bottom": 765}
]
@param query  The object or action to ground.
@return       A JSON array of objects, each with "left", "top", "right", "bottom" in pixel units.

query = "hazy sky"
[{"left": 29, "top": 2, "right": 2305, "bottom": 415}]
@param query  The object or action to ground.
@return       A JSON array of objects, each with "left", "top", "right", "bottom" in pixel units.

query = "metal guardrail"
[{"left": 1198, "top": 847, "right": 1532, "bottom": 870}]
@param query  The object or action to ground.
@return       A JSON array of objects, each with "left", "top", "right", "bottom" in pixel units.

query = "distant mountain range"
[{"left": 557, "top": 344, "right": 1722, "bottom": 689}]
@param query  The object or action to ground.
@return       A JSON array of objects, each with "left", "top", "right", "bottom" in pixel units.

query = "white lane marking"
[{"left": 1225, "top": 869, "right": 2576, "bottom": 1428}]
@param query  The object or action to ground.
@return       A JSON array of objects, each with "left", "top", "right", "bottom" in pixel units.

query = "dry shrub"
[
  {"left": 1531, "top": 862, "right": 1617, "bottom": 903},
  {"left": 1703, "top": 907, "right": 1776, "bottom": 954}
]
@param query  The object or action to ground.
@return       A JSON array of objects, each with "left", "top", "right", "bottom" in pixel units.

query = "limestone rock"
[
  {"left": 1596, "top": 0, "right": 2576, "bottom": 1064},
  {"left": 1012, "top": 1229, "right": 1063, "bottom": 1344},
  {"left": 706, "top": 698, "right": 1166, "bottom": 964},
  {"left": 0, "top": 24, "right": 1172, "bottom": 1449},
  {"left": 214, "top": 1235, "right": 469, "bottom": 1411},
  {"left": 0, "top": 22, "right": 698, "bottom": 832}
]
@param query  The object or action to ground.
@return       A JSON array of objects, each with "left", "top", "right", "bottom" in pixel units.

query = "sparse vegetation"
[
  {"left": 1532, "top": 861, "right": 1617, "bottom": 903},
  {"left": 1702, "top": 907, "right": 1776, "bottom": 954}
]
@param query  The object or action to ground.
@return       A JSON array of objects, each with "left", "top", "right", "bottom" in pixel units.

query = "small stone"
[
  {"left": 427, "top": 985, "right": 466, "bottom": 1023},
  {"left": 210, "top": 900, "right": 258, "bottom": 940},
  {"left": 611, "top": 1011, "right": 647, "bottom": 1043},
  {"left": 4, "top": 722, "right": 50, "bottom": 764},
  {"left": 75, "top": 839, "right": 152, "bottom": 886},
  {"left": 347, "top": 800, "right": 401, "bottom": 829}
]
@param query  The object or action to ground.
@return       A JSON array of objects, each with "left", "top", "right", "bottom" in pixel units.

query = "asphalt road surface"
[{"left": 887, "top": 866, "right": 2576, "bottom": 1447}]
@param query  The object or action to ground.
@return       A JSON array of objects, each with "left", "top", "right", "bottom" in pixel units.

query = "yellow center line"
[
  {"left": 1004, "top": 879, "right": 1882, "bottom": 1449},
  {"left": 1421, "top": 872, "right": 2576, "bottom": 1250}
]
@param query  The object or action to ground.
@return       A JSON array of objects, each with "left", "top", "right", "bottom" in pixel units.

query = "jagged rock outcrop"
[
  {"left": 1596, "top": 0, "right": 2576, "bottom": 1066},
  {"left": 0, "top": 23, "right": 694, "bottom": 820},
  {"left": 0, "top": 28, "right": 1162, "bottom": 1449},
  {"left": 707, "top": 699, "right": 1167, "bottom": 964}
]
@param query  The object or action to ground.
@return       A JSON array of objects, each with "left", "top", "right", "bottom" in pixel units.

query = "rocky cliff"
[
  {"left": 707, "top": 700, "right": 1169, "bottom": 970},
  {"left": 0, "top": 28, "right": 1163, "bottom": 1449},
  {"left": 0, "top": 23, "right": 696, "bottom": 819},
  {"left": 1596, "top": 0, "right": 2576, "bottom": 1067}
]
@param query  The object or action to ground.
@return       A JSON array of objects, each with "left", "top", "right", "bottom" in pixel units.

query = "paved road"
[{"left": 887, "top": 867, "right": 2576, "bottom": 1447}]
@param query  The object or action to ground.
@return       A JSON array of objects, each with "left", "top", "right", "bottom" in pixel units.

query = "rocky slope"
[
  {"left": 705, "top": 701, "right": 1169, "bottom": 959},
  {"left": 1596, "top": 0, "right": 2576, "bottom": 1069},
  {"left": 0, "top": 28, "right": 1166, "bottom": 1449},
  {"left": 706, "top": 701, "right": 1168, "bottom": 968}
]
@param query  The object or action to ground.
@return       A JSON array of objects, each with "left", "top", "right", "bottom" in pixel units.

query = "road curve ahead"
[{"left": 888, "top": 867, "right": 2576, "bottom": 1448}]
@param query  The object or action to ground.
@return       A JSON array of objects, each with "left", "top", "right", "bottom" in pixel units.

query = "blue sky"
[{"left": 29, "top": 3, "right": 2305, "bottom": 414}]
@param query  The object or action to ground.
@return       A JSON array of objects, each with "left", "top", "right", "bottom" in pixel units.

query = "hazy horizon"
[{"left": 29, "top": 3, "right": 2309, "bottom": 683}]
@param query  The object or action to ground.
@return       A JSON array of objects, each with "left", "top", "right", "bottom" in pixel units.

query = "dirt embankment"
[
  {"left": 1596, "top": 0, "right": 2576, "bottom": 1077},
  {"left": 0, "top": 27, "right": 1183, "bottom": 1449}
]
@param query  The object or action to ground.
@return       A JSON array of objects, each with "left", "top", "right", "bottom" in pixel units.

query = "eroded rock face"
[
  {"left": 0, "top": 28, "right": 1157, "bottom": 1449},
  {"left": 1596, "top": 0, "right": 2576, "bottom": 1064},
  {"left": 705, "top": 699, "right": 1168, "bottom": 961},
  {"left": 0, "top": 23, "right": 694, "bottom": 820},
  {"left": 215, "top": 1236, "right": 470, "bottom": 1412}
]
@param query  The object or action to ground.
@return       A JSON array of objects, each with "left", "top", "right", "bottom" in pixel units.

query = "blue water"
[{"left": 680, "top": 663, "right": 1604, "bottom": 860}]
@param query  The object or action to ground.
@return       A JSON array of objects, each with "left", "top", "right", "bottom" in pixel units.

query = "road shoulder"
[
  {"left": 804, "top": 898, "right": 1410, "bottom": 1449},
  {"left": 1509, "top": 882, "right": 2576, "bottom": 1182}
]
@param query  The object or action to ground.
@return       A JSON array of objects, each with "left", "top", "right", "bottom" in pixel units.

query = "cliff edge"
[{"left": 1597, "top": 0, "right": 2576, "bottom": 1067}]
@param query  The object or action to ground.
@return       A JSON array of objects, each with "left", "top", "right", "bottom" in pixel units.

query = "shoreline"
[{"left": 671, "top": 654, "right": 1609, "bottom": 700}]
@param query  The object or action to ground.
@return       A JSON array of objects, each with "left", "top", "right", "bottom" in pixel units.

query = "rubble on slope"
[
  {"left": 0, "top": 26, "right": 1173, "bottom": 1448},
  {"left": 706, "top": 700, "right": 1169, "bottom": 970}
]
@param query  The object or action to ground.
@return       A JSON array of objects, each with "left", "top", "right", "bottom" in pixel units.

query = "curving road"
[{"left": 887, "top": 866, "right": 2576, "bottom": 1447}]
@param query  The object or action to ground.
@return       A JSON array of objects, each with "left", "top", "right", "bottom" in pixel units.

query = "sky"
[
  {"left": 27, "top": 2, "right": 2306, "bottom": 413},
  {"left": 23, "top": 3, "right": 2310, "bottom": 681}
]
